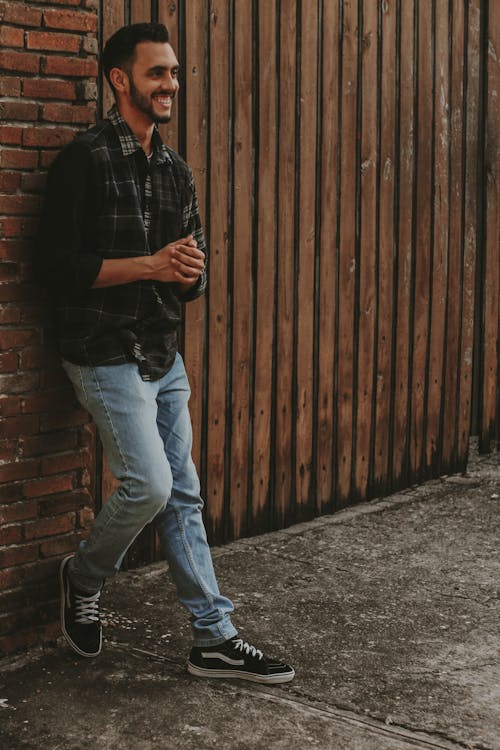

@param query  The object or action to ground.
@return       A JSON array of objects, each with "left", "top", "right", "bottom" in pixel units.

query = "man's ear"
[{"left": 109, "top": 67, "right": 129, "bottom": 95}]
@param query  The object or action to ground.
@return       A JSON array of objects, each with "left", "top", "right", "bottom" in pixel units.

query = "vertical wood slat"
[
  {"left": 356, "top": 0, "right": 378, "bottom": 498},
  {"left": 426, "top": 0, "right": 449, "bottom": 473},
  {"left": 458, "top": 0, "right": 480, "bottom": 461},
  {"left": 274, "top": 0, "right": 296, "bottom": 528},
  {"left": 316, "top": 0, "right": 339, "bottom": 512},
  {"left": 205, "top": 2, "right": 230, "bottom": 542},
  {"left": 251, "top": 0, "right": 278, "bottom": 527},
  {"left": 443, "top": 0, "right": 468, "bottom": 464},
  {"left": 336, "top": 0, "right": 358, "bottom": 505},
  {"left": 229, "top": 0, "right": 254, "bottom": 539},
  {"left": 295, "top": 0, "right": 318, "bottom": 516},
  {"left": 373, "top": 0, "right": 396, "bottom": 491},
  {"left": 480, "top": 0, "right": 500, "bottom": 449}
]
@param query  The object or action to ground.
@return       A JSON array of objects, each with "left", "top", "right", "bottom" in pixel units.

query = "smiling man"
[{"left": 35, "top": 23, "right": 294, "bottom": 684}]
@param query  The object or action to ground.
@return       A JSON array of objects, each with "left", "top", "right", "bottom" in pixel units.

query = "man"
[{"left": 36, "top": 22, "right": 294, "bottom": 684}]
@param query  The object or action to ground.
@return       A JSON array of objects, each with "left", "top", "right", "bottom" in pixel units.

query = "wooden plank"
[
  {"left": 184, "top": 0, "right": 209, "bottom": 476},
  {"left": 481, "top": 0, "right": 500, "bottom": 447},
  {"left": 102, "top": 0, "right": 125, "bottom": 114},
  {"left": 409, "top": 0, "right": 433, "bottom": 480},
  {"left": 458, "top": 0, "right": 481, "bottom": 461},
  {"left": 274, "top": 0, "right": 297, "bottom": 527},
  {"left": 336, "top": 0, "right": 358, "bottom": 505},
  {"left": 229, "top": 0, "right": 254, "bottom": 539},
  {"left": 295, "top": 0, "right": 318, "bottom": 517},
  {"left": 205, "top": 1, "right": 230, "bottom": 542},
  {"left": 425, "top": 0, "right": 450, "bottom": 472},
  {"left": 159, "top": 0, "right": 179, "bottom": 152},
  {"left": 252, "top": 0, "right": 278, "bottom": 526},
  {"left": 373, "top": 0, "right": 396, "bottom": 491},
  {"left": 316, "top": 0, "right": 339, "bottom": 512},
  {"left": 355, "top": 0, "right": 378, "bottom": 498},
  {"left": 131, "top": 0, "right": 150, "bottom": 23},
  {"left": 392, "top": 0, "right": 415, "bottom": 486}
]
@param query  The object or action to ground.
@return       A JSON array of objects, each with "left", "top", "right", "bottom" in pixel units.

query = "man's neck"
[{"left": 116, "top": 101, "right": 154, "bottom": 156}]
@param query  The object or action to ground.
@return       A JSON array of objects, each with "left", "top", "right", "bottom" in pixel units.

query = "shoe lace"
[
  {"left": 232, "top": 638, "right": 263, "bottom": 661},
  {"left": 74, "top": 591, "right": 101, "bottom": 624}
]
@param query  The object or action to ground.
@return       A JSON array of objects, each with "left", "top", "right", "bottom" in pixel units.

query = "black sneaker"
[
  {"left": 59, "top": 555, "right": 102, "bottom": 658},
  {"left": 187, "top": 636, "right": 295, "bottom": 684}
]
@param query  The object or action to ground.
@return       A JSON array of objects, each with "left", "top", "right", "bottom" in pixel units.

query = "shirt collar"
[{"left": 108, "top": 104, "right": 172, "bottom": 166}]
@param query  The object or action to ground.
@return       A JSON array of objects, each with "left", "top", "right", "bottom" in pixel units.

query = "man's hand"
[{"left": 149, "top": 235, "right": 205, "bottom": 287}]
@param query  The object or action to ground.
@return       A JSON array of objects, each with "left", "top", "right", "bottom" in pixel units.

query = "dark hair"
[{"left": 102, "top": 23, "right": 170, "bottom": 90}]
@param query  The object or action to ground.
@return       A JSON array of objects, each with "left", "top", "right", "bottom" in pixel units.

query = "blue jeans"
[{"left": 61, "top": 353, "right": 237, "bottom": 647}]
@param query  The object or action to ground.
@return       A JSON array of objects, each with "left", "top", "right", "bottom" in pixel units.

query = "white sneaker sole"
[
  {"left": 187, "top": 661, "right": 295, "bottom": 684},
  {"left": 59, "top": 555, "right": 102, "bottom": 659}
]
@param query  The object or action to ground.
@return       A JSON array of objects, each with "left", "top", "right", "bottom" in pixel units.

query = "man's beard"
[{"left": 129, "top": 76, "right": 172, "bottom": 124}]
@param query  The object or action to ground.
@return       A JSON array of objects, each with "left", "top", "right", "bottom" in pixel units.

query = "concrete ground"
[{"left": 1, "top": 448, "right": 499, "bottom": 750}]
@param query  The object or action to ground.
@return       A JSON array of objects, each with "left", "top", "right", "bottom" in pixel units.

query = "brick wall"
[{"left": 0, "top": 0, "right": 99, "bottom": 655}]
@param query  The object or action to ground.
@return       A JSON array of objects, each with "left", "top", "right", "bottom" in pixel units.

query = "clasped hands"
[{"left": 150, "top": 234, "right": 205, "bottom": 289}]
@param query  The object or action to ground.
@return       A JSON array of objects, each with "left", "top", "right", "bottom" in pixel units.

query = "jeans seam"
[
  {"left": 173, "top": 506, "right": 215, "bottom": 607},
  {"left": 90, "top": 367, "right": 130, "bottom": 476}
]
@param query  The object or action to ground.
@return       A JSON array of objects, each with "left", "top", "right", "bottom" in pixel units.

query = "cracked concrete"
[{"left": 0, "top": 449, "right": 499, "bottom": 749}]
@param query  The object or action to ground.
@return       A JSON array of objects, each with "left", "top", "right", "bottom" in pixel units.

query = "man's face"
[{"left": 124, "top": 41, "right": 179, "bottom": 123}]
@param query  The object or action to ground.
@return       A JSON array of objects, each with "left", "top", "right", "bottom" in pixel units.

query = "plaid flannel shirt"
[{"left": 36, "top": 105, "right": 207, "bottom": 381}]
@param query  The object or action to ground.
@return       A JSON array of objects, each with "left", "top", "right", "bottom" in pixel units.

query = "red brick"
[
  {"left": 29, "top": 0, "right": 81, "bottom": 5},
  {"left": 0, "top": 25, "right": 24, "bottom": 47},
  {"left": 24, "top": 512, "right": 75, "bottom": 538},
  {"left": 0, "top": 148, "right": 38, "bottom": 170},
  {"left": 22, "top": 126, "right": 75, "bottom": 149},
  {"left": 23, "top": 77, "right": 77, "bottom": 101},
  {"left": 42, "top": 102, "right": 95, "bottom": 124},
  {"left": 0, "top": 500, "right": 38, "bottom": 524},
  {"left": 0, "top": 328, "right": 39, "bottom": 348},
  {"left": 0, "top": 372, "right": 40, "bottom": 396},
  {"left": 0, "top": 414, "right": 39, "bottom": 439},
  {"left": 42, "top": 449, "right": 90, "bottom": 476},
  {"left": 42, "top": 55, "right": 98, "bottom": 78},
  {"left": 0, "top": 439, "right": 18, "bottom": 462},
  {"left": 0, "top": 306, "right": 21, "bottom": 324},
  {"left": 78, "top": 506, "right": 94, "bottom": 529},
  {"left": 21, "top": 172, "right": 47, "bottom": 194},
  {"left": 0, "top": 351, "right": 18, "bottom": 372},
  {"left": 23, "top": 474, "right": 74, "bottom": 499},
  {"left": 22, "top": 389, "right": 76, "bottom": 415},
  {"left": 0, "top": 242, "right": 27, "bottom": 263},
  {"left": 0, "top": 481, "right": 23, "bottom": 503},
  {"left": 0, "top": 125, "right": 22, "bottom": 145},
  {"left": 0, "top": 76, "right": 20, "bottom": 96},
  {"left": 0, "top": 2, "right": 42, "bottom": 27},
  {"left": 18, "top": 345, "right": 54, "bottom": 370},
  {"left": 0, "top": 543, "right": 38, "bottom": 568},
  {"left": 43, "top": 8, "right": 97, "bottom": 32},
  {"left": 27, "top": 30, "right": 81, "bottom": 53},
  {"left": 23, "top": 430, "right": 78, "bottom": 457},
  {"left": 39, "top": 150, "right": 60, "bottom": 169},
  {"left": 1, "top": 525, "right": 22, "bottom": 545},
  {"left": 0, "top": 50, "right": 40, "bottom": 74},
  {"left": 39, "top": 533, "right": 79, "bottom": 559},
  {"left": 1, "top": 100, "right": 39, "bottom": 121},
  {"left": 40, "top": 409, "right": 90, "bottom": 432},
  {"left": 0, "top": 263, "right": 18, "bottom": 283},
  {"left": 38, "top": 489, "right": 91, "bottom": 517},
  {"left": 0, "top": 396, "right": 21, "bottom": 417},
  {"left": 0, "top": 458, "right": 40, "bottom": 484},
  {"left": 0, "top": 282, "right": 38, "bottom": 301},
  {"left": 0, "top": 172, "right": 21, "bottom": 191},
  {"left": 0, "top": 194, "right": 40, "bottom": 215}
]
